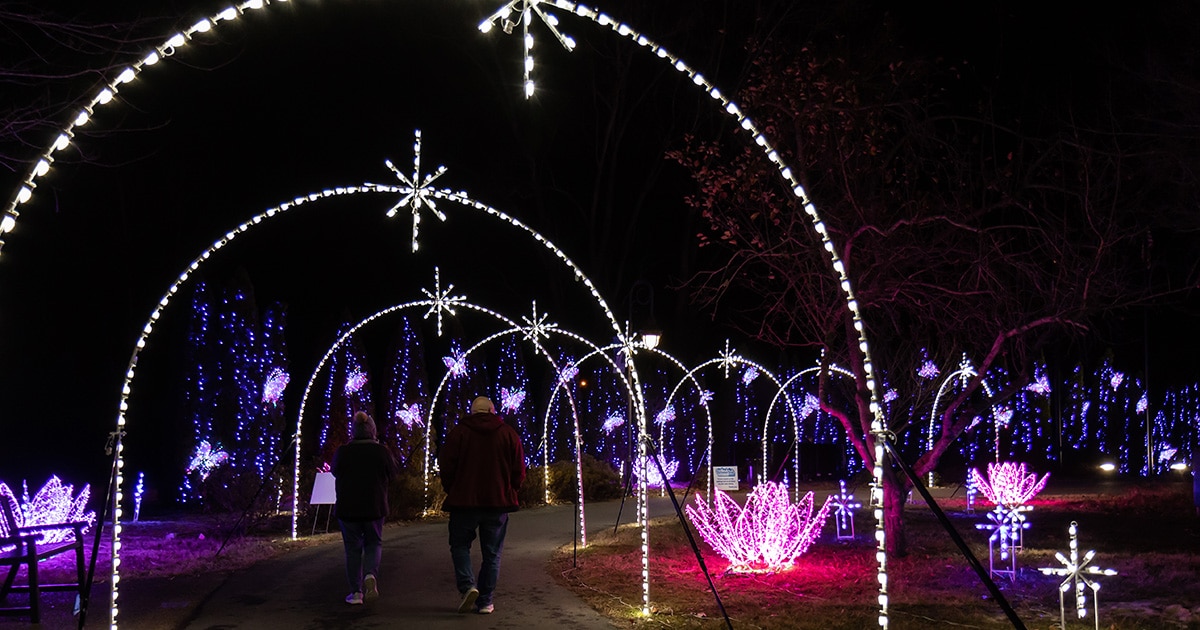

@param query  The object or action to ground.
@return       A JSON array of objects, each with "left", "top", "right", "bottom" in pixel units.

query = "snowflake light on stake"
[
  {"left": 186, "top": 440, "right": 231, "bottom": 482},
  {"left": 1039, "top": 521, "right": 1117, "bottom": 630},
  {"left": 831, "top": 480, "right": 861, "bottom": 540},
  {"left": 974, "top": 503, "right": 1030, "bottom": 581},
  {"left": 632, "top": 455, "right": 679, "bottom": 488},
  {"left": 970, "top": 461, "right": 1049, "bottom": 506},
  {"left": 0, "top": 477, "right": 96, "bottom": 549},
  {"left": 686, "top": 482, "right": 833, "bottom": 573},
  {"left": 395, "top": 402, "right": 424, "bottom": 428}
]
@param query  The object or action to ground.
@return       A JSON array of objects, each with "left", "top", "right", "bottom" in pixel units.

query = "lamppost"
[{"left": 614, "top": 281, "right": 661, "bottom": 530}]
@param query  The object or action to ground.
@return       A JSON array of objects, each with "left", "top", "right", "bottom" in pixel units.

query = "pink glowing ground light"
[
  {"left": 686, "top": 482, "right": 833, "bottom": 573},
  {"left": 970, "top": 461, "right": 1050, "bottom": 506}
]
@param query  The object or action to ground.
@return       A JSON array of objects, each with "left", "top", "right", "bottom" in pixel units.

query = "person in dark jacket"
[
  {"left": 332, "top": 411, "right": 398, "bottom": 605},
  {"left": 439, "top": 396, "right": 526, "bottom": 615}
]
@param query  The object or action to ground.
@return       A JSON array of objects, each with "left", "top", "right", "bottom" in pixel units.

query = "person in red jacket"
[
  {"left": 332, "top": 411, "right": 398, "bottom": 605},
  {"left": 439, "top": 396, "right": 526, "bottom": 615}
]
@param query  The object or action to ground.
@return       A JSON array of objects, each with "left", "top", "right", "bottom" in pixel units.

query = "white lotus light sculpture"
[
  {"left": 686, "top": 481, "right": 832, "bottom": 573},
  {"left": 970, "top": 461, "right": 1049, "bottom": 506}
]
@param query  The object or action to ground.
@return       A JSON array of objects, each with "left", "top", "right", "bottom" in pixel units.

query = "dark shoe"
[{"left": 457, "top": 587, "right": 479, "bottom": 613}]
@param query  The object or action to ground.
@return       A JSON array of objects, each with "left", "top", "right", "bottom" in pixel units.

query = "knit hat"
[
  {"left": 352, "top": 411, "right": 377, "bottom": 440},
  {"left": 470, "top": 396, "right": 495, "bottom": 414}
]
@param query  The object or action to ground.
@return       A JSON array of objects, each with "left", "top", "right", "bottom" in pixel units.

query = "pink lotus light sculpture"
[
  {"left": 970, "top": 461, "right": 1049, "bottom": 506},
  {"left": 686, "top": 482, "right": 832, "bottom": 573},
  {"left": 0, "top": 476, "right": 96, "bottom": 549}
]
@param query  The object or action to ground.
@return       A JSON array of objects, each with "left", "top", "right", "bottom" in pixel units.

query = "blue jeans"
[
  {"left": 448, "top": 510, "right": 509, "bottom": 607},
  {"left": 339, "top": 518, "right": 384, "bottom": 593}
]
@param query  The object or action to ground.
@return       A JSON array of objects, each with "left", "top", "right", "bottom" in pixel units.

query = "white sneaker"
[
  {"left": 363, "top": 574, "right": 378, "bottom": 601},
  {"left": 477, "top": 603, "right": 494, "bottom": 614},
  {"left": 345, "top": 592, "right": 364, "bottom": 605},
  {"left": 457, "top": 587, "right": 479, "bottom": 613}
]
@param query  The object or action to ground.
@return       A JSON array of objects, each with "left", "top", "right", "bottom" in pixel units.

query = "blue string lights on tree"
[
  {"left": 180, "top": 276, "right": 290, "bottom": 508},
  {"left": 316, "top": 322, "right": 374, "bottom": 466},
  {"left": 383, "top": 315, "right": 429, "bottom": 471}
]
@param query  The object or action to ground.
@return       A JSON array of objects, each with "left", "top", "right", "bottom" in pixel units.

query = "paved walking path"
[{"left": 62, "top": 497, "right": 675, "bottom": 630}]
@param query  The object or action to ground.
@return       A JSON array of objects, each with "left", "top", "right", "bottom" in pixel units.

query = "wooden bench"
[{"left": 0, "top": 498, "right": 87, "bottom": 623}]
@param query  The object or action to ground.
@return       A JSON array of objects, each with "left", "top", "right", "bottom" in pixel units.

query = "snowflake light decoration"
[
  {"left": 0, "top": 476, "right": 96, "bottom": 548},
  {"left": 698, "top": 389, "right": 714, "bottom": 407},
  {"left": 632, "top": 455, "right": 679, "bottom": 488},
  {"left": 831, "top": 480, "right": 861, "bottom": 540},
  {"left": 686, "top": 482, "right": 833, "bottom": 573},
  {"left": 395, "top": 402, "right": 424, "bottom": 428},
  {"left": 741, "top": 366, "right": 759, "bottom": 385},
  {"left": 443, "top": 349, "right": 467, "bottom": 378},
  {"left": 186, "top": 440, "right": 231, "bottom": 482},
  {"left": 520, "top": 300, "right": 557, "bottom": 343},
  {"left": 719, "top": 339, "right": 739, "bottom": 378},
  {"left": 1039, "top": 521, "right": 1117, "bottom": 630},
  {"left": 654, "top": 404, "right": 676, "bottom": 426},
  {"left": 344, "top": 368, "right": 367, "bottom": 395},
  {"left": 975, "top": 504, "right": 1030, "bottom": 581},
  {"left": 478, "top": 0, "right": 577, "bottom": 98},
  {"left": 262, "top": 367, "right": 289, "bottom": 405},
  {"left": 420, "top": 267, "right": 466, "bottom": 337},
  {"left": 383, "top": 130, "right": 448, "bottom": 252},
  {"left": 601, "top": 414, "right": 625, "bottom": 434},
  {"left": 970, "top": 461, "right": 1049, "bottom": 506},
  {"left": 500, "top": 387, "right": 526, "bottom": 413}
]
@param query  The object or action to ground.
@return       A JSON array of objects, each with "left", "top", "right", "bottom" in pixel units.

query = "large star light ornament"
[
  {"left": 1039, "top": 521, "right": 1117, "bottom": 630},
  {"left": 478, "top": 0, "right": 577, "bottom": 98},
  {"left": 421, "top": 267, "right": 466, "bottom": 337},
  {"left": 384, "top": 130, "right": 448, "bottom": 252}
]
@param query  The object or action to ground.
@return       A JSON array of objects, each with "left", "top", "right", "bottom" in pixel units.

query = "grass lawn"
[{"left": 550, "top": 479, "right": 1200, "bottom": 629}]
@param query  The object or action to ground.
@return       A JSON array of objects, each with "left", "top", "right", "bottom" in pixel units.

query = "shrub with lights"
[{"left": 686, "top": 481, "right": 832, "bottom": 573}]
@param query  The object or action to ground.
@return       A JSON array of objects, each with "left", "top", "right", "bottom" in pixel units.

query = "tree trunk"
[{"left": 882, "top": 466, "right": 909, "bottom": 557}]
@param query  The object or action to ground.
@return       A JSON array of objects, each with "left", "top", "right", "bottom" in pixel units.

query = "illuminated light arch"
[
  {"left": 3, "top": 1, "right": 888, "bottom": 624},
  {"left": 761, "top": 359, "right": 858, "bottom": 491},
  {"left": 664, "top": 340, "right": 798, "bottom": 499},
  {"left": 925, "top": 354, "right": 1003, "bottom": 480},
  {"left": 104, "top": 170, "right": 639, "bottom": 626}
]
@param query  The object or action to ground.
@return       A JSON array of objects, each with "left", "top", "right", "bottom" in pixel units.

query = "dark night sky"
[{"left": 0, "top": 1, "right": 1196, "bottom": 494}]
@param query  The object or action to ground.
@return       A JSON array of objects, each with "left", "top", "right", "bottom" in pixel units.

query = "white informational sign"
[
  {"left": 713, "top": 466, "right": 740, "bottom": 491},
  {"left": 310, "top": 471, "right": 337, "bottom": 505}
]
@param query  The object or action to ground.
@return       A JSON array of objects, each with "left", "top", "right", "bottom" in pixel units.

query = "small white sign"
[
  {"left": 713, "top": 466, "right": 740, "bottom": 491},
  {"left": 310, "top": 471, "right": 337, "bottom": 505}
]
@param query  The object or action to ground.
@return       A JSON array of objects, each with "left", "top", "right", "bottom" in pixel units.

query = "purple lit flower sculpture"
[
  {"left": 970, "top": 461, "right": 1049, "bottom": 506},
  {"left": 0, "top": 476, "right": 96, "bottom": 548},
  {"left": 686, "top": 482, "right": 833, "bottom": 573}
]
